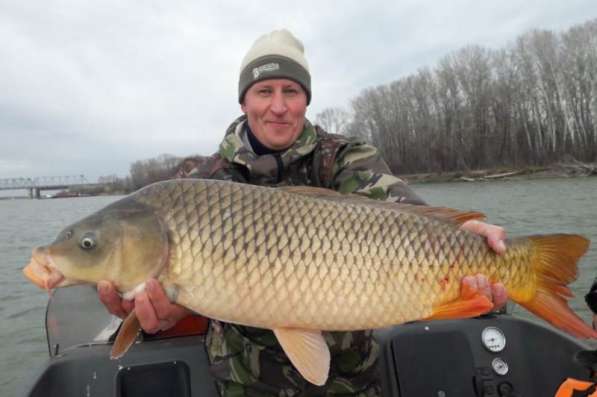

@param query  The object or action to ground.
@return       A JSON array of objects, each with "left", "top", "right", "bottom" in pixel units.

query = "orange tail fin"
[{"left": 515, "top": 234, "right": 596, "bottom": 339}]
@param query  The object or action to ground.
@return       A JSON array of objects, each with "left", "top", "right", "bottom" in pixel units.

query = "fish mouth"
[{"left": 23, "top": 247, "right": 65, "bottom": 290}]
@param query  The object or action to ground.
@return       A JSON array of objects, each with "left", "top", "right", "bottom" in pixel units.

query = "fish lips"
[{"left": 23, "top": 247, "right": 66, "bottom": 290}]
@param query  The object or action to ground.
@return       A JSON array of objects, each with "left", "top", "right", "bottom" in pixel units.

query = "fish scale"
[{"left": 130, "top": 179, "right": 504, "bottom": 330}]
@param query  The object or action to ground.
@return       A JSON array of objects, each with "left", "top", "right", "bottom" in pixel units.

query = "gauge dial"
[
  {"left": 481, "top": 326, "right": 506, "bottom": 352},
  {"left": 492, "top": 358, "right": 509, "bottom": 376}
]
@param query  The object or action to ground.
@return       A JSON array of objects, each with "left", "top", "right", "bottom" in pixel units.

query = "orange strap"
[{"left": 555, "top": 378, "right": 597, "bottom": 397}]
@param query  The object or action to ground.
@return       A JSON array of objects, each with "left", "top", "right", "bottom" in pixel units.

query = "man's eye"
[
  {"left": 284, "top": 87, "right": 301, "bottom": 96},
  {"left": 258, "top": 89, "right": 272, "bottom": 95}
]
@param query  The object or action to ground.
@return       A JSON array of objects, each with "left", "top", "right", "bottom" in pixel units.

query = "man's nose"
[{"left": 269, "top": 91, "right": 288, "bottom": 114}]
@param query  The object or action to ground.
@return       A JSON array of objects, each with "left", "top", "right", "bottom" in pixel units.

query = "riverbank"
[
  {"left": 20, "top": 161, "right": 597, "bottom": 200},
  {"left": 401, "top": 161, "right": 597, "bottom": 185}
]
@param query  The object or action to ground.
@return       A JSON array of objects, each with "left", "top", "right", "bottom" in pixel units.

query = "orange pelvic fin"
[
  {"left": 515, "top": 234, "right": 597, "bottom": 339},
  {"left": 426, "top": 282, "right": 494, "bottom": 320}
]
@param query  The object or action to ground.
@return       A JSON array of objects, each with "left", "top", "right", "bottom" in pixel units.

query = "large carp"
[{"left": 23, "top": 178, "right": 595, "bottom": 385}]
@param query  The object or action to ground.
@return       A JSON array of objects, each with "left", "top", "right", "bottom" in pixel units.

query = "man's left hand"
[
  {"left": 460, "top": 220, "right": 508, "bottom": 310},
  {"left": 461, "top": 219, "right": 507, "bottom": 255}
]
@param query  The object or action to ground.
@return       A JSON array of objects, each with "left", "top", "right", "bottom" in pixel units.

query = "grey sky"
[{"left": 1, "top": 0, "right": 596, "bottom": 181}]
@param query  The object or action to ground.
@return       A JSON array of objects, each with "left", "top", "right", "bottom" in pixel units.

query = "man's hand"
[
  {"left": 460, "top": 220, "right": 508, "bottom": 310},
  {"left": 460, "top": 219, "right": 507, "bottom": 255},
  {"left": 98, "top": 278, "right": 192, "bottom": 334},
  {"left": 462, "top": 274, "right": 507, "bottom": 310}
]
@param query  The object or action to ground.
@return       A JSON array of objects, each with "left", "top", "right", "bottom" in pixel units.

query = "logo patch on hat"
[{"left": 252, "top": 62, "right": 280, "bottom": 79}]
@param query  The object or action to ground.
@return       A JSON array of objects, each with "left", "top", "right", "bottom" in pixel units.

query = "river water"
[{"left": 1, "top": 177, "right": 596, "bottom": 395}]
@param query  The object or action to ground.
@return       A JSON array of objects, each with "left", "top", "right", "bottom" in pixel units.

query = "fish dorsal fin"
[
  {"left": 111, "top": 310, "right": 141, "bottom": 359},
  {"left": 273, "top": 328, "right": 330, "bottom": 386},
  {"left": 279, "top": 186, "right": 485, "bottom": 226},
  {"left": 396, "top": 204, "right": 486, "bottom": 226}
]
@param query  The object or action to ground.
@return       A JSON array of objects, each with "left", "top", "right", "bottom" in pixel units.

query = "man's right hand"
[{"left": 98, "top": 279, "right": 192, "bottom": 334}]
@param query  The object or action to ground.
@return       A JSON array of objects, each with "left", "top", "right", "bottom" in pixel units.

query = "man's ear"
[{"left": 240, "top": 101, "right": 247, "bottom": 113}]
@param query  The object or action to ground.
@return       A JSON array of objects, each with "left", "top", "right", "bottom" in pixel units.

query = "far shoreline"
[
  {"left": 4, "top": 161, "right": 595, "bottom": 200},
  {"left": 400, "top": 161, "right": 597, "bottom": 185}
]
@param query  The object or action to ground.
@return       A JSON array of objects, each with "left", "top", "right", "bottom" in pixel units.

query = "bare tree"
[
  {"left": 347, "top": 17, "right": 597, "bottom": 174},
  {"left": 129, "top": 154, "right": 181, "bottom": 189},
  {"left": 314, "top": 107, "right": 352, "bottom": 136}
]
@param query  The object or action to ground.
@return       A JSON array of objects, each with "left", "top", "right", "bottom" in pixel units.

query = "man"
[{"left": 99, "top": 29, "right": 507, "bottom": 395}]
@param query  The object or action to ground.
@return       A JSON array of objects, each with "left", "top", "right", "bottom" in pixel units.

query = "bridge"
[{"left": 0, "top": 175, "right": 93, "bottom": 198}]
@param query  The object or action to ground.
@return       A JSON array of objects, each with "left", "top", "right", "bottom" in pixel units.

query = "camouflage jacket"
[{"left": 177, "top": 115, "right": 425, "bottom": 396}]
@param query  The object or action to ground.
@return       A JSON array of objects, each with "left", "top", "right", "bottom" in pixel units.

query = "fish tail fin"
[{"left": 514, "top": 234, "right": 597, "bottom": 339}]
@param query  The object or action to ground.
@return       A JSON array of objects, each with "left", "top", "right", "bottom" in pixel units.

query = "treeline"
[
  {"left": 93, "top": 154, "right": 182, "bottom": 194},
  {"left": 316, "top": 19, "right": 597, "bottom": 174},
  {"left": 128, "top": 154, "right": 181, "bottom": 190}
]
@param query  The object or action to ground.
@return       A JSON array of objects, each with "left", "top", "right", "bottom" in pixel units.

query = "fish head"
[{"left": 23, "top": 199, "right": 169, "bottom": 293}]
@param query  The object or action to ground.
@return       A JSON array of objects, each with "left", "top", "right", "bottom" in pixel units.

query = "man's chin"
[{"left": 263, "top": 130, "right": 301, "bottom": 150}]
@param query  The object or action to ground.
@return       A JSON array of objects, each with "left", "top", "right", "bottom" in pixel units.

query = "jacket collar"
[{"left": 218, "top": 115, "right": 318, "bottom": 181}]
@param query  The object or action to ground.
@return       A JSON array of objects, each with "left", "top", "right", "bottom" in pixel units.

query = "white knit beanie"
[{"left": 238, "top": 29, "right": 311, "bottom": 104}]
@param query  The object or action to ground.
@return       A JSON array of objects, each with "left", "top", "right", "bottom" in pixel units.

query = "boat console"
[
  {"left": 21, "top": 286, "right": 596, "bottom": 396},
  {"left": 376, "top": 316, "right": 594, "bottom": 396}
]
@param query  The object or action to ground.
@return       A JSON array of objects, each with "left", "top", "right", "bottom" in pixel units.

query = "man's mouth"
[{"left": 265, "top": 120, "right": 290, "bottom": 126}]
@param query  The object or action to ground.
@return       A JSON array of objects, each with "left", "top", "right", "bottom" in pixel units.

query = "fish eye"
[{"left": 80, "top": 234, "right": 97, "bottom": 250}]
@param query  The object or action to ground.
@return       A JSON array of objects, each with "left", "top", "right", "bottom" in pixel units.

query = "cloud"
[{"left": 1, "top": 0, "right": 595, "bottom": 181}]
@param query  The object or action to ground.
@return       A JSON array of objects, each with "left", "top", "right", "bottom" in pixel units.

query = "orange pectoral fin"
[
  {"left": 111, "top": 310, "right": 141, "bottom": 360},
  {"left": 425, "top": 283, "right": 494, "bottom": 321}
]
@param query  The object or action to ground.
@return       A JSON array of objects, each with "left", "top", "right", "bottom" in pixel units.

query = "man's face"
[{"left": 241, "top": 79, "right": 308, "bottom": 150}]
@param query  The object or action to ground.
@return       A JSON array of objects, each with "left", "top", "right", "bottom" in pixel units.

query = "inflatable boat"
[{"left": 20, "top": 286, "right": 596, "bottom": 396}]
